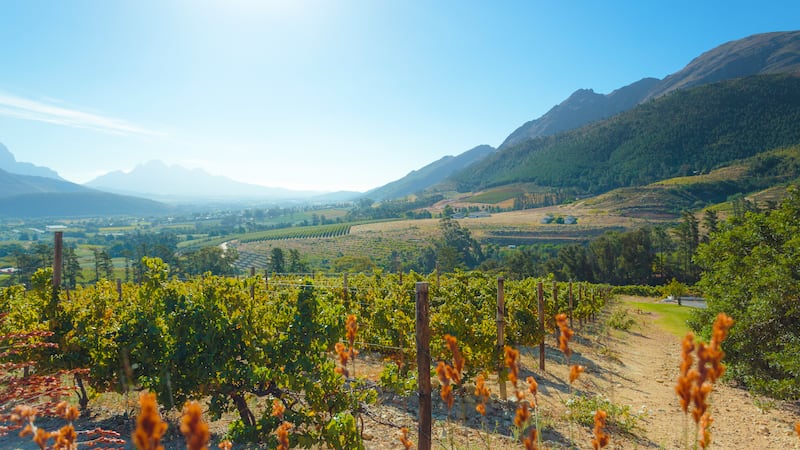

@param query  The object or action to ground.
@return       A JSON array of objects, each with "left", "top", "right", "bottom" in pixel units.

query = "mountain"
[
  {"left": 86, "top": 160, "right": 322, "bottom": 201},
  {"left": 0, "top": 143, "right": 63, "bottom": 180},
  {"left": 500, "top": 31, "right": 800, "bottom": 151},
  {"left": 0, "top": 168, "right": 169, "bottom": 217},
  {"left": 645, "top": 30, "right": 800, "bottom": 101},
  {"left": 451, "top": 74, "right": 800, "bottom": 195},
  {"left": 0, "top": 168, "right": 90, "bottom": 197},
  {"left": 499, "top": 78, "right": 660, "bottom": 149},
  {"left": 364, "top": 145, "right": 495, "bottom": 201}
]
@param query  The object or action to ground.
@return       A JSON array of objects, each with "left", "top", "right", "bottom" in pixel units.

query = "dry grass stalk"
[
  {"left": 133, "top": 392, "right": 167, "bottom": 450},
  {"left": 591, "top": 409, "right": 610, "bottom": 449},
  {"left": 180, "top": 401, "right": 210, "bottom": 450}
]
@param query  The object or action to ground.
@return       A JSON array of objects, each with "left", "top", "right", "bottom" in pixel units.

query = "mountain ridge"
[
  {"left": 364, "top": 144, "right": 495, "bottom": 201},
  {"left": 0, "top": 143, "right": 63, "bottom": 180},
  {"left": 86, "top": 160, "right": 326, "bottom": 201}
]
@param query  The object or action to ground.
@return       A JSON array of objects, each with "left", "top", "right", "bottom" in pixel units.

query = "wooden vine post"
[
  {"left": 537, "top": 281, "right": 545, "bottom": 371},
  {"left": 52, "top": 231, "right": 63, "bottom": 295},
  {"left": 496, "top": 276, "right": 507, "bottom": 400},
  {"left": 415, "top": 282, "right": 432, "bottom": 450},
  {"left": 568, "top": 281, "right": 574, "bottom": 329},
  {"left": 250, "top": 267, "right": 256, "bottom": 300},
  {"left": 553, "top": 281, "right": 560, "bottom": 346}
]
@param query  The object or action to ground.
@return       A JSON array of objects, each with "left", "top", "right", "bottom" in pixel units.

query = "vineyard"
[{"left": 1, "top": 261, "right": 618, "bottom": 448}]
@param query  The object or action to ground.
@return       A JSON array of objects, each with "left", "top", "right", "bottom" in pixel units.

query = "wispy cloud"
[{"left": 0, "top": 92, "right": 163, "bottom": 136}]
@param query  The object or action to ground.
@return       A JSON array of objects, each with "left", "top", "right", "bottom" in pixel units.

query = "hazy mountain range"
[
  {"left": 85, "top": 160, "right": 333, "bottom": 202},
  {"left": 3, "top": 30, "right": 800, "bottom": 216}
]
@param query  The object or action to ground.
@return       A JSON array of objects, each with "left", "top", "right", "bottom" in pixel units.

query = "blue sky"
[{"left": 0, "top": 1, "right": 797, "bottom": 192}]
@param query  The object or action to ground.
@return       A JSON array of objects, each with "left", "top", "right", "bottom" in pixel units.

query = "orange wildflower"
[
  {"left": 591, "top": 409, "right": 610, "bottom": 449},
  {"left": 34, "top": 427, "right": 55, "bottom": 449},
  {"left": 436, "top": 361, "right": 455, "bottom": 409},
  {"left": 795, "top": 421, "right": 800, "bottom": 439},
  {"left": 399, "top": 426, "right": 414, "bottom": 449},
  {"left": 504, "top": 346, "right": 521, "bottom": 387},
  {"left": 334, "top": 341, "right": 351, "bottom": 377},
  {"left": 276, "top": 422, "right": 292, "bottom": 450},
  {"left": 54, "top": 424, "right": 77, "bottom": 450},
  {"left": 444, "top": 334, "right": 464, "bottom": 382},
  {"left": 514, "top": 402, "right": 530, "bottom": 428},
  {"left": 474, "top": 373, "right": 491, "bottom": 415},
  {"left": 675, "top": 333, "right": 697, "bottom": 413},
  {"left": 523, "top": 427, "right": 538, "bottom": 450},
  {"left": 345, "top": 314, "right": 358, "bottom": 349},
  {"left": 271, "top": 399, "right": 285, "bottom": 419},
  {"left": 698, "top": 412, "right": 713, "bottom": 449},
  {"left": 133, "top": 392, "right": 167, "bottom": 450},
  {"left": 527, "top": 376, "right": 538, "bottom": 406},
  {"left": 569, "top": 365, "right": 584, "bottom": 384},
  {"left": 556, "top": 313, "right": 574, "bottom": 359},
  {"left": 180, "top": 401, "right": 210, "bottom": 450},
  {"left": 218, "top": 441, "right": 233, "bottom": 450}
]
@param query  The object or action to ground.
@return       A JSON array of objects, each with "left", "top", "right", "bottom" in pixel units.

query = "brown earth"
[{"left": 2, "top": 297, "right": 799, "bottom": 449}]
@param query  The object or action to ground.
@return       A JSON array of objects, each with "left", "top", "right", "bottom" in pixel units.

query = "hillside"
[
  {"left": 0, "top": 168, "right": 170, "bottom": 217},
  {"left": 0, "top": 168, "right": 91, "bottom": 197},
  {"left": 0, "top": 192, "right": 170, "bottom": 218},
  {"left": 364, "top": 144, "right": 495, "bottom": 201},
  {"left": 451, "top": 74, "right": 800, "bottom": 195}
]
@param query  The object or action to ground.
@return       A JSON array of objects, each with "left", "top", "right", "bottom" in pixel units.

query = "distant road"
[{"left": 660, "top": 296, "right": 707, "bottom": 308}]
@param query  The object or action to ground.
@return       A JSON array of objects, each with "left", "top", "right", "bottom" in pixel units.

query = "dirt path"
[
  {"left": 2, "top": 298, "right": 799, "bottom": 449},
  {"left": 594, "top": 301, "right": 800, "bottom": 449},
  {"left": 360, "top": 298, "right": 800, "bottom": 449}
]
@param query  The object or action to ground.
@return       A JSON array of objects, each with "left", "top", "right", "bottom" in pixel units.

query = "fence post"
[
  {"left": 343, "top": 273, "right": 349, "bottom": 304},
  {"left": 569, "top": 281, "right": 574, "bottom": 329},
  {"left": 538, "top": 281, "right": 545, "bottom": 371},
  {"left": 52, "top": 231, "right": 63, "bottom": 294},
  {"left": 116, "top": 279, "right": 123, "bottom": 303},
  {"left": 250, "top": 267, "right": 256, "bottom": 300},
  {"left": 553, "top": 281, "right": 560, "bottom": 346},
  {"left": 264, "top": 270, "right": 269, "bottom": 289},
  {"left": 415, "top": 282, "right": 432, "bottom": 450},
  {"left": 496, "top": 276, "right": 507, "bottom": 400}
]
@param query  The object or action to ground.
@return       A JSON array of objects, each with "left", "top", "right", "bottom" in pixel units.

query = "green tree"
[
  {"left": 287, "top": 249, "right": 307, "bottom": 273},
  {"left": 675, "top": 210, "right": 700, "bottom": 281},
  {"left": 270, "top": 247, "right": 285, "bottom": 273},
  {"left": 63, "top": 246, "right": 82, "bottom": 289},
  {"left": 434, "top": 217, "right": 483, "bottom": 272},
  {"left": 184, "top": 246, "right": 239, "bottom": 276},
  {"left": 693, "top": 186, "right": 800, "bottom": 399},
  {"left": 702, "top": 209, "right": 719, "bottom": 242}
]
